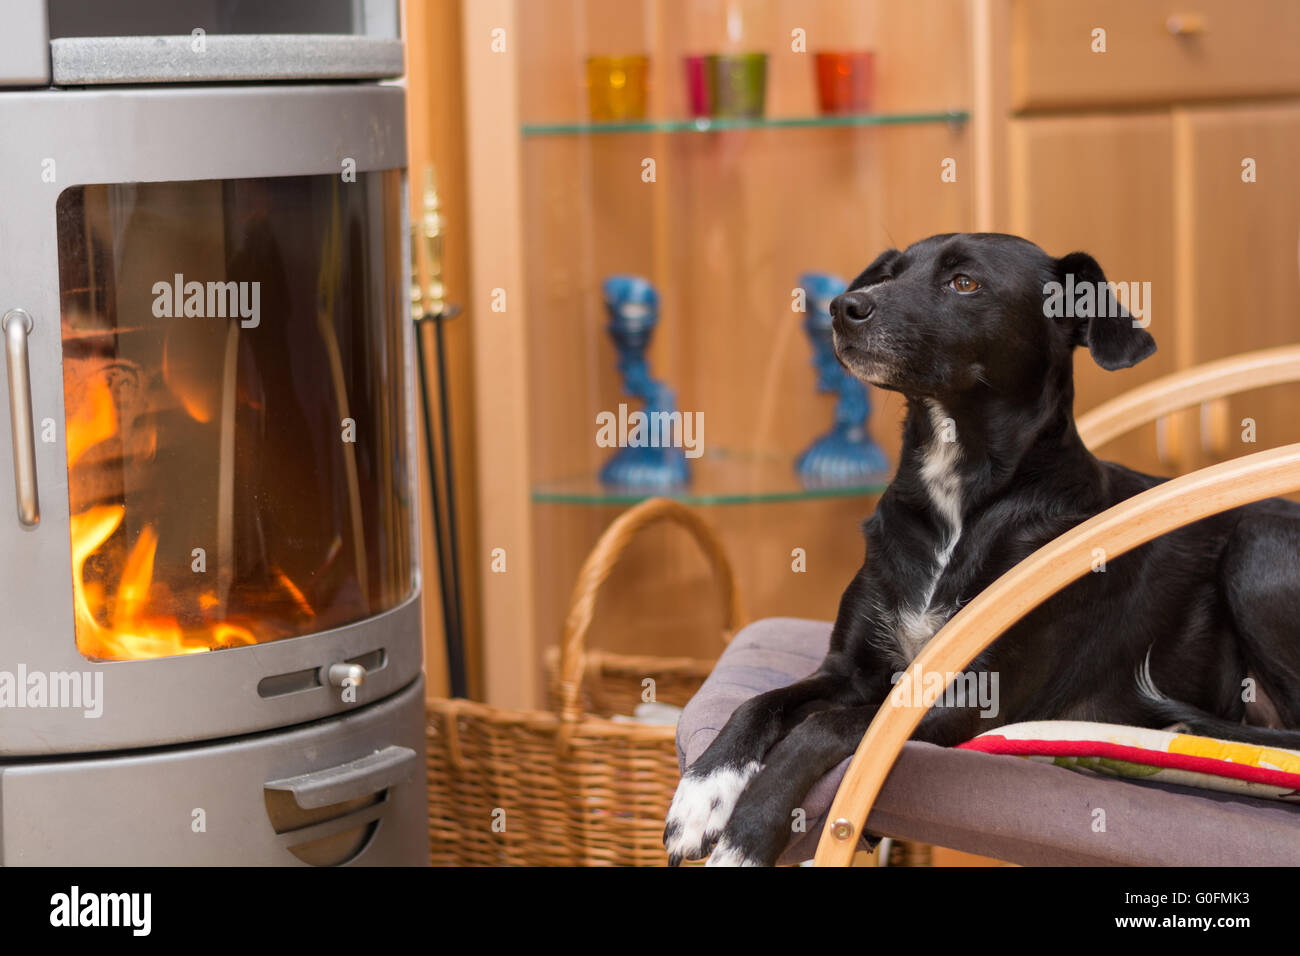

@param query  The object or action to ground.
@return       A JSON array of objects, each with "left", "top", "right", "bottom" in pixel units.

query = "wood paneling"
[
  {"left": 460, "top": 0, "right": 539, "bottom": 707},
  {"left": 510, "top": 0, "right": 974, "bottom": 699},
  {"left": 971, "top": 0, "right": 1011, "bottom": 231},
  {"left": 930, "top": 846, "right": 1015, "bottom": 866},
  {"left": 1009, "top": 112, "right": 1179, "bottom": 477},
  {"left": 1011, "top": 0, "right": 1300, "bottom": 112},
  {"left": 404, "top": 0, "right": 483, "bottom": 700},
  {"left": 1173, "top": 102, "right": 1300, "bottom": 467}
]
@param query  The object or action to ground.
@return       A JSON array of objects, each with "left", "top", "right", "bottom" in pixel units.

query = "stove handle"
[
  {"left": 265, "top": 744, "right": 419, "bottom": 809},
  {"left": 3, "top": 309, "right": 38, "bottom": 528}
]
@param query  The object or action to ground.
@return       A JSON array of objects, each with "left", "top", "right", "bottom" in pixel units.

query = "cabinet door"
[
  {"left": 1010, "top": 113, "right": 1179, "bottom": 476},
  {"left": 1175, "top": 103, "right": 1300, "bottom": 466},
  {"left": 1011, "top": 0, "right": 1300, "bottom": 112}
]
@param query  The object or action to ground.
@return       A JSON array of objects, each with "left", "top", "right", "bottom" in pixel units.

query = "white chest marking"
[{"left": 896, "top": 401, "right": 964, "bottom": 658}]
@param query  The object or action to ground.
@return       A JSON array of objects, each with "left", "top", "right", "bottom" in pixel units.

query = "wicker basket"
[{"left": 426, "top": 497, "right": 745, "bottom": 866}]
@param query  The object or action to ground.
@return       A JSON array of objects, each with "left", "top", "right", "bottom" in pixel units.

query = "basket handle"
[{"left": 555, "top": 497, "right": 746, "bottom": 732}]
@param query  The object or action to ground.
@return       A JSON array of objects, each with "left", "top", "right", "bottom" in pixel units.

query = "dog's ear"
[
  {"left": 1052, "top": 251, "right": 1156, "bottom": 371},
  {"left": 849, "top": 248, "right": 902, "bottom": 289}
]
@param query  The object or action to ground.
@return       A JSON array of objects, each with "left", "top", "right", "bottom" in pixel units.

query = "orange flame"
[
  {"left": 66, "top": 378, "right": 313, "bottom": 661},
  {"left": 115, "top": 525, "right": 158, "bottom": 624},
  {"left": 66, "top": 377, "right": 117, "bottom": 465},
  {"left": 275, "top": 569, "right": 314, "bottom": 619}
]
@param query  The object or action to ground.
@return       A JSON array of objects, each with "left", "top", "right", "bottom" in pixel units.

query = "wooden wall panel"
[
  {"left": 1009, "top": 112, "right": 1180, "bottom": 477},
  {"left": 1010, "top": 0, "right": 1300, "bottom": 112},
  {"left": 461, "top": 0, "right": 539, "bottom": 707},
  {"left": 1175, "top": 102, "right": 1300, "bottom": 468},
  {"left": 404, "top": 0, "right": 483, "bottom": 699},
  {"left": 510, "top": 0, "right": 975, "bottom": 700}
]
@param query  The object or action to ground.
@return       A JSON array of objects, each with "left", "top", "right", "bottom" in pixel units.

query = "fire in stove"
[{"left": 56, "top": 173, "right": 414, "bottom": 662}]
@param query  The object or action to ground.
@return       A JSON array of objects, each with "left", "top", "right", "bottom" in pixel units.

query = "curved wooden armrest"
[
  {"left": 813, "top": 442, "right": 1300, "bottom": 867},
  {"left": 1076, "top": 344, "right": 1300, "bottom": 449}
]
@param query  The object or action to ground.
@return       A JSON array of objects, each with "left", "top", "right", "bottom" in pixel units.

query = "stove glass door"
[{"left": 55, "top": 172, "right": 414, "bottom": 661}]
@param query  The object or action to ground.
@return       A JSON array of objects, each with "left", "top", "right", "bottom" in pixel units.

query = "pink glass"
[{"left": 683, "top": 55, "right": 713, "bottom": 117}]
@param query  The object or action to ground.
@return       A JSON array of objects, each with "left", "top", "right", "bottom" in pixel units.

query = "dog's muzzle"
[{"left": 830, "top": 289, "right": 875, "bottom": 336}]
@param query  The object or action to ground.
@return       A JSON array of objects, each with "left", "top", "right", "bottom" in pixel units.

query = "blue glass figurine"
[
  {"left": 795, "top": 272, "right": 889, "bottom": 486},
  {"left": 599, "top": 275, "right": 689, "bottom": 488}
]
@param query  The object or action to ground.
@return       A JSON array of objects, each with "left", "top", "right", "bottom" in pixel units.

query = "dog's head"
[{"left": 830, "top": 233, "right": 1156, "bottom": 402}]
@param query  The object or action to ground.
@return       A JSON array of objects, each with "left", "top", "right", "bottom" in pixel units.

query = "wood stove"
[{"left": 0, "top": 0, "right": 428, "bottom": 865}]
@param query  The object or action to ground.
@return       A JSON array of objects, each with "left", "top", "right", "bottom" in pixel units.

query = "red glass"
[{"left": 813, "top": 51, "right": 875, "bottom": 115}]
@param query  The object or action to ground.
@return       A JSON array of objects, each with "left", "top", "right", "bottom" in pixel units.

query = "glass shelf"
[
  {"left": 522, "top": 109, "right": 970, "bottom": 137},
  {"left": 532, "top": 450, "right": 891, "bottom": 506}
]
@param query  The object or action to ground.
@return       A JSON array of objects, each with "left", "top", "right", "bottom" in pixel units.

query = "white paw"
[
  {"left": 705, "top": 835, "right": 763, "bottom": 867},
  {"left": 663, "top": 761, "right": 760, "bottom": 865}
]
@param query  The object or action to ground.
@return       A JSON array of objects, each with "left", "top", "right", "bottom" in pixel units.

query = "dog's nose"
[{"left": 832, "top": 290, "right": 874, "bottom": 325}]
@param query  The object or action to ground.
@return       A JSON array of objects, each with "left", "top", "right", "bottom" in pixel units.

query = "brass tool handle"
[{"left": 3, "top": 308, "right": 38, "bottom": 527}]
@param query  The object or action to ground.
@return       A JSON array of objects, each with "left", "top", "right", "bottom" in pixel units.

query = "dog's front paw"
[
  {"left": 663, "top": 761, "right": 760, "bottom": 866},
  {"left": 704, "top": 834, "right": 766, "bottom": 867},
  {"left": 702, "top": 797, "right": 795, "bottom": 867}
]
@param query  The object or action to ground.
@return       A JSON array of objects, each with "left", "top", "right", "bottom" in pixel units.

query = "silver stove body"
[{"left": 0, "top": 0, "right": 429, "bottom": 866}]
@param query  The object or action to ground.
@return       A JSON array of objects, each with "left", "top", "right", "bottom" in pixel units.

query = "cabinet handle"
[
  {"left": 1167, "top": 13, "right": 1208, "bottom": 37},
  {"left": 3, "top": 309, "right": 39, "bottom": 527}
]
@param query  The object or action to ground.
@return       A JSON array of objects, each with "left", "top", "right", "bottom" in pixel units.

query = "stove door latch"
[{"left": 325, "top": 662, "right": 367, "bottom": 688}]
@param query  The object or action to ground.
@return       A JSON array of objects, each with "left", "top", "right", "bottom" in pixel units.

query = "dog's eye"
[{"left": 949, "top": 274, "right": 980, "bottom": 294}]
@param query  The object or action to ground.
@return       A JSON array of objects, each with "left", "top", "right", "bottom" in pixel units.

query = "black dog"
[{"left": 664, "top": 233, "right": 1300, "bottom": 866}]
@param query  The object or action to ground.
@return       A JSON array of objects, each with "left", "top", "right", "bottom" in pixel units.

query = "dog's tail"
[
  {"left": 1144, "top": 698, "right": 1300, "bottom": 750},
  {"left": 1135, "top": 649, "right": 1300, "bottom": 748}
]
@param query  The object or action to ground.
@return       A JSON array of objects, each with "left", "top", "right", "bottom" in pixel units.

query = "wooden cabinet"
[
  {"left": 1174, "top": 103, "right": 1300, "bottom": 467},
  {"left": 1011, "top": 0, "right": 1300, "bottom": 111},
  {"left": 461, "top": 0, "right": 975, "bottom": 707},
  {"left": 980, "top": 2, "right": 1300, "bottom": 477},
  {"left": 1008, "top": 112, "right": 1177, "bottom": 476}
]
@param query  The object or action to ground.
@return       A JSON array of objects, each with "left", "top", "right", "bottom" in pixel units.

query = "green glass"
[{"left": 709, "top": 53, "right": 767, "bottom": 119}]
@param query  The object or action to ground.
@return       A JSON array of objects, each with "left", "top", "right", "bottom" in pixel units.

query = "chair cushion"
[
  {"left": 677, "top": 618, "right": 1300, "bottom": 865},
  {"left": 960, "top": 720, "right": 1300, "bottom": 803}
]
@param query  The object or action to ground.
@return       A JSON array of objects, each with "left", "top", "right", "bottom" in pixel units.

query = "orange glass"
[
  {"left": 813, "top": 51, "right": 875, "bottom": 114},
  {"left": 586, "top": 55, "right": 650, "bottom": 122}
]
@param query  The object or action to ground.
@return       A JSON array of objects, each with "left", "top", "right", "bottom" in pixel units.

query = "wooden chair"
[{"left": 810, "top": 344, "right": 1300, "bottom": 865}]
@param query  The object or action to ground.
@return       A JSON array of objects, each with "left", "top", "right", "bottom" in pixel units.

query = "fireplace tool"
[{"left": 410, "top": 165, "right": 468, "bottom": 699}]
